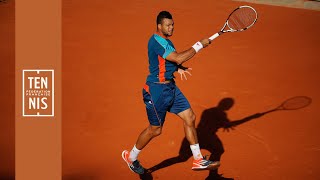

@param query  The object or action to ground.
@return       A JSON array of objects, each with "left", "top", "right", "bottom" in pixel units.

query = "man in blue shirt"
[{"left": 122, "top": 11, "right": 220, "bottom": 175}]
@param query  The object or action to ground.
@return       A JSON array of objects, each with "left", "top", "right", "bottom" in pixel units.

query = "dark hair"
[{"left": 156, "top": 11, "right": 172, "bottom": 25}]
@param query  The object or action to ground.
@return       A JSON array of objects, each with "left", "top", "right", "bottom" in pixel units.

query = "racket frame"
[{"left": 209, "top": 5, "right": 258, "bottom": 41}]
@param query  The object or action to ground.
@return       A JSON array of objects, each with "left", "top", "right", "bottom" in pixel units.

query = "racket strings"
[{"left": 228, "top": 7, "right": 257, "bottom": 31}]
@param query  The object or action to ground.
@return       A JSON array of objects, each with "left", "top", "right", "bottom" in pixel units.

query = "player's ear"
[{"left": 157, "top": 23, "right": 162, "bottom": 30}]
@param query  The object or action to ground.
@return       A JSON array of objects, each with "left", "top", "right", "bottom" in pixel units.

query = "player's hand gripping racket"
[
  {"left": 261, "top": 96, "right": 312, "bottom": 115},
  {"left": 209, "top": 5, "right": 258, "bottom": 41}
]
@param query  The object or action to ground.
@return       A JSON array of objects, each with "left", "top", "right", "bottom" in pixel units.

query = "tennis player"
[{"left": 122, "top": 11, "right": 220, "bottom": 174}]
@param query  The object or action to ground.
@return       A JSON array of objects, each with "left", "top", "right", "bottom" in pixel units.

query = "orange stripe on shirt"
[
  {"left": 143, "top": 84, "right": 150, "bottom": 93},
  {"left": 158, "top": 55, "right": 166, "bottom": 82}
]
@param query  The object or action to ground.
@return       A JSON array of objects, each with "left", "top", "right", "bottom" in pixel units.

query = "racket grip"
[{"left": 209, "top": 33, "right": 220, "bottom": 41}]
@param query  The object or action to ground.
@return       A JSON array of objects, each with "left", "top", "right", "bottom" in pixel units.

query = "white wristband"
[{"left": 192, "top": 41, "right": 203, "bottom": 53}]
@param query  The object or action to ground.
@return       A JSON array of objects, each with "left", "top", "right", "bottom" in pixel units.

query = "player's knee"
[
  {"left": 152, "top": 127, "right": 162, "bottom": 137},
  {"left": 148, "top": 125, "right": 162, "bottom": 137},
  {"left": 191, "top": 113, "right": 196, "bottom": 122},
  {"left": 185, "top": 113, "right": 196, "bottom": 127}
]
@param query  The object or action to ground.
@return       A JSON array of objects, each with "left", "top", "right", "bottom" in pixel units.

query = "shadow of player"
[
  {"left": 139, "top": 95, "right": 312, "bottom": 179},
  {"left": 143, "top": 97, "right": 264, "bottom": 180}
]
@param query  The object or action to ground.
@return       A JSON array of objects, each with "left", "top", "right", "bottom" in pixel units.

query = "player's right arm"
[{"left": 166, "top": 39, "right": 211, "bottom": 65}]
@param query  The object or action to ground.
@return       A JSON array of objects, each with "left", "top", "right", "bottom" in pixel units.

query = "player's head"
[{"left": 156, "top": 11, "right": 174, "bottom": 37}]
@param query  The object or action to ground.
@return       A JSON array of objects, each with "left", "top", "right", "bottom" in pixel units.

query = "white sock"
[
  {"left": 190, "top": 143, "right": 203, "bottom": 160},
  {"left": 129, "top": 145, "right": 141, "bottom": 162}
]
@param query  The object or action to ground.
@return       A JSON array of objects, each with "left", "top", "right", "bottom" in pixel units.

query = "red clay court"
[
  {"left": 1, "top": 0, "right": 320, "bottom": 179},
  {"left": 62, "top": 1, "right": 320, "bottom": 179}
]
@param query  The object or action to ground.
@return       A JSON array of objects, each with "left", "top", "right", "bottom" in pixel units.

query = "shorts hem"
[{"left": 170, "top": 106, "right": 191, "bottom": 115}]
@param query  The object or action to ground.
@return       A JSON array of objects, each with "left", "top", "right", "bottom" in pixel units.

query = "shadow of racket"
[
  {"left": 229, "top": 96, "right": 312, "bottom": 127},
  {"left": 260, "top": 96, "right": 312, "bottom": 115}
]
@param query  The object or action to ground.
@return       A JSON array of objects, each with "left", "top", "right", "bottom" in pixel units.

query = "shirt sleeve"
[{"left": 153, "top": 35, "right": 176, "bottom": 59}]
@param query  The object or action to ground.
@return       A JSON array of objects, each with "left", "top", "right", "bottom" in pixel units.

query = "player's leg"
[
  {"left": 177, "top": 108, "right": 199, "bottom": 154},
  {"left": 170, "top": 86, "right": 220, "bottom": 170},
  {"left": 177, "top": 108, "right": 220, "bottom": 170},
  {"left": 135, "top": 125, "right": 162, "bottom": 150},
  {"left": 122, "top": 125, "right": 161, "bottom": 175},
  {"left": 122, "top": 83, "right": 170, "bottom": 174}
]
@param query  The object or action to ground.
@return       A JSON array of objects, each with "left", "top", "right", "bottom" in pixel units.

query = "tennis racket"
[
  {"left": 209, "top": 5, "right": 258, "bottom": 41},
  {"left": 261, "top": 96, "right": 312, "bottom": 115}
]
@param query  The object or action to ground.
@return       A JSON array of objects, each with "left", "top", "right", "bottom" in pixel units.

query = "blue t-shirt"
[{"left": 146, "top": 33, "right": 178, "bottom": 83}]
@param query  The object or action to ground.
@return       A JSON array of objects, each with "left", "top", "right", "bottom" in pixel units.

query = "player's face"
[{"left": 159, "top": 18, "right": 174, "bottom": 37}]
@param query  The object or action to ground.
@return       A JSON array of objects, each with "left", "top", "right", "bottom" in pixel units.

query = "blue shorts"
[{"left": 142, "top": 81, "right": 191, "bottom": 126}]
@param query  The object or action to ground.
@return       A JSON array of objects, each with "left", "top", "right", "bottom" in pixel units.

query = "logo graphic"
[{"left": 23, "top": 70, "right": 54, "bottom": 117}]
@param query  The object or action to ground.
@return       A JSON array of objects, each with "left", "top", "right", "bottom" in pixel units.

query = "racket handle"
[{"left": 209, "top": 33, "right": 220, "bottom": 41}]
